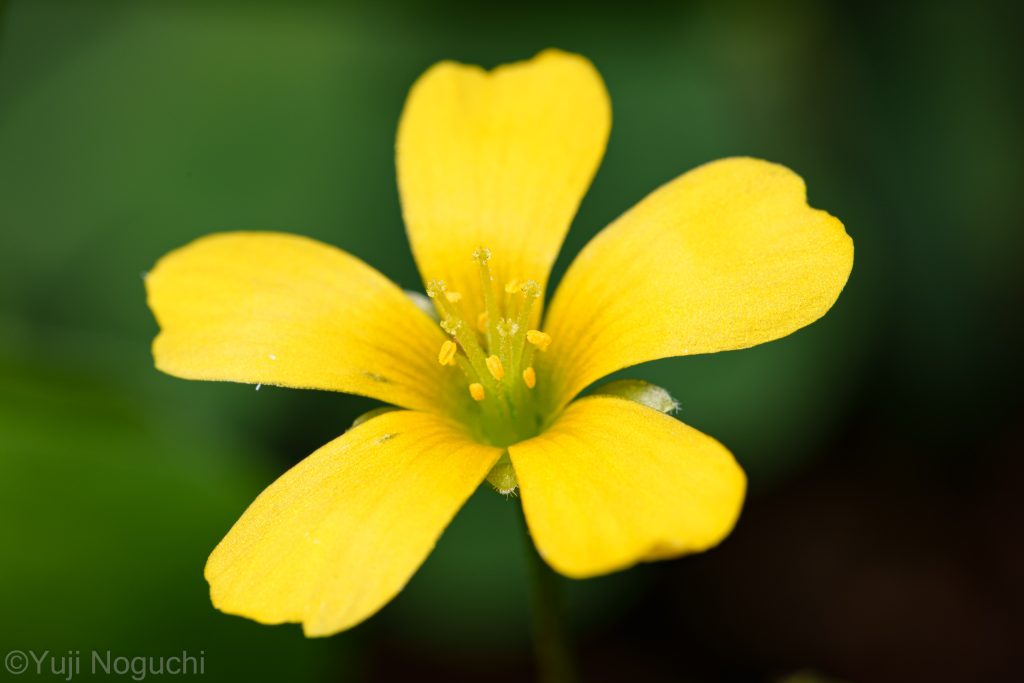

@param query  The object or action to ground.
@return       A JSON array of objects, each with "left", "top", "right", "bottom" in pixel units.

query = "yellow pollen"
[
  {"left": 445, "top": 291, "right": 463, "bottom": 303},
  {"left": 526, "top": 330, "right": 552, "bottom": 351},
  {"left": 437, "top": 340, "right": 457, "bottom": 366},
  {"left": 477, "top": 311, "right": 489, "bottom": 332},
  {"left": 485, "top": 355, "right": 505, "bottom": 381},
  {"left": 504, "top": 279, "right": 522, "bottom": 294},
  {"left": 469, "top": 383, "right": 485, "bottom": 401},
  {"left": 523, "top": 366, "right": 536, "bottom": 389}
]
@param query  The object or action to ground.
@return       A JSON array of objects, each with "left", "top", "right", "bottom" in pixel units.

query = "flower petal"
[
  {"left": 396, "top": 49, "right": 610, "bottom": 319},
  {"left": 205, "top": 409, "right": 502, "bottom": 636},
  {"left": 509, "top": 395, "right": 746, "bottom": 579},
  {"left": 146, "top": 231, "right": 456, "bottom": 412},
  {"left": 540, "top": 157, "right": 854, "bottom": 410}
]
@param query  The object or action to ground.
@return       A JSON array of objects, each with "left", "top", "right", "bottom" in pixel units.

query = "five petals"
[{"left": 146, "top": 50, "right": 854, "bottom": 637}]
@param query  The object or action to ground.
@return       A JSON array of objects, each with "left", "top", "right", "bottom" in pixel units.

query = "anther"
[
  {"left": 504, "top": 279, "right": 522, "bottom": 294},
  {"left": 477, "top": 312, "right": 489, "bottom": 333},
  {"left": 523, "top": 367, "right": 536, "bottom": 389},
  {"left": 526, "top": 330, "right": 552, "bottom": 351},
  {"left": 438, "top": 340, "right": 457, "bottom": 366},
  {"left": 486, "top": 355, "right": 505, "bottom": 381},
  {"left": 469, "top": 383, "right": 485, "bottom": 401},
  {"left": 445, "top": 291, "right": 463, "bottom": 303}
]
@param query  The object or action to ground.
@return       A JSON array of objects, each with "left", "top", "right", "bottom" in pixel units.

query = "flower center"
[{"left": 426, "top": 247, "right": 552, "bottom": 447}]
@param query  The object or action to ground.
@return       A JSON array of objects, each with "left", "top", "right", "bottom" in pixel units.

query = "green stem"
[{"left": 518, "top": 501, "right": 577, "bottom": 683}]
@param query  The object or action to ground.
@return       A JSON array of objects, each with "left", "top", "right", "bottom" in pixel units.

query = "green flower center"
[{"left": 426, "top": 247, "right": 551, "bottom": 452}]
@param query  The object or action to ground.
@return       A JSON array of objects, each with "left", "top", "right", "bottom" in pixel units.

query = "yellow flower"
[{"left": 145, "top": 49, "right": 853, "bottom": 637}]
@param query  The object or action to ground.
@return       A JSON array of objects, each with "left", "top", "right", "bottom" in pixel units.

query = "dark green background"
[{"left": 2, "top": 1, "right": 1021, "bottom": 681}]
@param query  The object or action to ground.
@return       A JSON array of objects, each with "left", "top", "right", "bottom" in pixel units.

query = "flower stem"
[{"left": 518, "top": 501, "right": 577, "bottom": 683}]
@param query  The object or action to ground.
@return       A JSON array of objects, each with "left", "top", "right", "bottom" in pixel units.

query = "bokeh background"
[{"left": 2, "top": 1, "right": 1021, "bottom": 681}]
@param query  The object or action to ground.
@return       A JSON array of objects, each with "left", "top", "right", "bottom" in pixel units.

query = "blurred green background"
[{"left": 1, "top": 1, "right": 1021, "bottom": 681}]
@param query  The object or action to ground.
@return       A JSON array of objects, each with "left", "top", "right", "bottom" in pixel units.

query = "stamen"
[
  {"left": 438, "top": 340, "right": 457, "bottom": 366},
  {"left": 523, "top": 366, "right": 536, "bottom": 389},
  {"left": 526, "top": 330, "right": 552, "bottom": 352},
  {"left": 486, "top": 355, "right": 505, "bottom": 381},
  {"left": 477, "top": 312, "right": 489, "bottom": 333},
  {"left": 504, "top": 279, "right": 522, "bottom": 294},
  {"left": 429, "top": 279, "right": 493, "bottom": 387},
  {"left": 445, "top": 291, "right": 463, "bottom": 303},
  {"left": 469, "top": 383, "right": 485, "bottom": 401}
]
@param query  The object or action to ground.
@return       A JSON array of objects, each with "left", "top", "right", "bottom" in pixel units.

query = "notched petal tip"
[
  {"left": 419, "top": 47, "right": 602, "bottom": 82},
  {"left": 541, "top": 156, "right": 854, "bottom": 410},
  {"left": 397, "top": 48, "right": 611, "bottom": 321}
]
